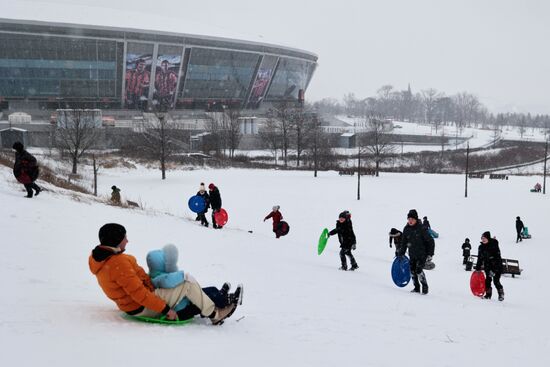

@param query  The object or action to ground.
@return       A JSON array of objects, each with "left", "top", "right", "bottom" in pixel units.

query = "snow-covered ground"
[{"left": 1, "top": 163, "right": 549, "bottom": 367}]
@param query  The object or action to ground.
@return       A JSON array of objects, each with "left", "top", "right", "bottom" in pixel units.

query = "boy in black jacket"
[
  {"left": 397, "top": 209, "right": 434, "bottom": 294},
  {"left": 329, "top": 211, "right": 358, "bottom": 271},
  {"left": 475, "top": 231, "right": 505, "bottom": 301}
]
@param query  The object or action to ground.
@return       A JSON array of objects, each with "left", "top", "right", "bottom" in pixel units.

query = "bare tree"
[
  {"left": 359, "top": 115, "right": 395, "bottom": 176},
  {"left": 258, "top": 117, "right": 283, "bottom": 164},
  {"left": 55, "top": 109, "right": 102, "bottom": 174},
  {"left": 224, "top": 107, "right": 242, "bottom": 159},
  {"left": 421, "top": 88, "right": 442, "bottom": 126},
  {"left": 270, "top": 102, "right": 293, "bottom": 167},
  {"left": 137, "top": 112, "right": 187, "bottom": 179}
]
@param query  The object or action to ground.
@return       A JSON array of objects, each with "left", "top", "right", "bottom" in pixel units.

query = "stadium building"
[{"left": 0, "top": 17, "right": 317, "bottom": 112}]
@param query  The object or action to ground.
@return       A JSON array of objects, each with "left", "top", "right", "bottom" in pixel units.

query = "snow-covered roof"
[{"left": 1, "top": 2, "right": 317, "bottom": 60}]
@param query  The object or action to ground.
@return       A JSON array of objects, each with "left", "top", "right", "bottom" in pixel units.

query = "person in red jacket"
[
  {"left": 89, "top": 223, "right": 236, "bottom": 325},
  {"left": 264, "top": 205, "right": 283, "bottom": 238}
]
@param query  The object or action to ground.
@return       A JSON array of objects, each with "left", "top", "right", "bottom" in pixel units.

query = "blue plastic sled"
[
  {"left": 391, "top": 256, "right": 411, "bottom": 287},
  {"left": 188, "top": 195, "right": 206, "bottom": 213},
  {"left": 428, "top": 228, "right": 439, "bottom": 238}
]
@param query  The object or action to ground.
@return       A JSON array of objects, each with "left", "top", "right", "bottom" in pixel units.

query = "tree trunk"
[{"left": 72, "top": 155, "right": 78, "bottom": 174}]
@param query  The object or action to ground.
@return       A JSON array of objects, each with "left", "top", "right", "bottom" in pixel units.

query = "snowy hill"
[{"left": 1, "top": 164, "right": 549, "bottom": 367}]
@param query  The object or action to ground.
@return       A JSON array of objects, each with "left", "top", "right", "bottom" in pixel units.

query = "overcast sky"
[{"left": 5, "top": 0, "right": 550, "bottom": 114}]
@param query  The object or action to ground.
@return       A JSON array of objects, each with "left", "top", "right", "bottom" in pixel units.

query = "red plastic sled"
[
  {"left": 470, "top": 271, "right": 486, "bottom": 297},
  {"left": 214, "top": 208, "right": 229, "bottom": 227}
]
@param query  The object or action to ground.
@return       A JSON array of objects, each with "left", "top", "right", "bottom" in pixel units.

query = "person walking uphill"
[
  {"left": 264, "top": 205, "right": 283, "bottom": 238},
  {"left": 12, "top": 141, "right": 41, "bottom": 198},
  {"left": 208, "top": 183, "right": 222, "bottom": 229},
  {"left": 515, "top": 216, "right": 524, "bottom": 243},
  {"left": 397, "top": 209, "right": 434, "bottom": 294},
  {"left": 329, "top": 211, "right": 358, "bottom": 271},
  {"left": 196, "top": 183, "right": 210, "bottom": 227},
  {"left": 475, "top": 231, "right": 505, "bottom": 301},
  {"left": 89, "top": 223, "right": 237, "bottom": 325}
]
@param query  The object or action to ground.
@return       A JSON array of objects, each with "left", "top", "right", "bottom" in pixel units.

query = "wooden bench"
[
  {"left": 339, "top": 169, "right": 355, "bottom": 176},
  {"left": 465, "top": 255, "right": 522, "bottom": 277},
  {"left": 468, "top": 173, "right": 485, "bottom": 179},
  {"left": 489, "top": 174, "right": 508, "bottom": 180}
]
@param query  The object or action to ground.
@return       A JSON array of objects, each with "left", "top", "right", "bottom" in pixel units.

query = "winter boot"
[
  {"left": 220, "top": 282, "right": 231, "bottom": 298},
  {"left": 419, "top": 272, "right": 429, "bottom": 295},
  {"left": 349, "top": 264, "right": 359, "bottom": 271},
  {"left": 229, "top": 284, "right": 244, "bottom": 306},
  {"left": 210, "top": 303, "right": 238, "bottom": 325},
  {"left": 497, "top": 288, "right": 505, "bottom": 301},
  {"left": 483, "top": 288, "right": 492, "bottom": 299},
  {"left": 339, "top": 266, "right": 348, "bottom": 271},
  {"left": 411, "top": 274, "right": 420, "bottom": 293},
  {"left": 34, "top": 187, "right": 41, "bottom": 196}
]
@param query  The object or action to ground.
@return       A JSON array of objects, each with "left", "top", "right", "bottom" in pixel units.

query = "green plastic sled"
[
  {"left": 318, "top": 228, "right": 330, "bottom": 255},
  {"left": 122, "top": 313, "right": 194, "bottom": 326}
]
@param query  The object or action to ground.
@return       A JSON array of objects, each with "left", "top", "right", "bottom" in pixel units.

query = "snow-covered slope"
[{"left": 1, "top": 165, "right": 549, "bottom": 366}]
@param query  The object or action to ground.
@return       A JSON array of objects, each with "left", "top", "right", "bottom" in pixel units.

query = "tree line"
[{"left": 312, "top": 84, "right": 550, "bottom": 132}]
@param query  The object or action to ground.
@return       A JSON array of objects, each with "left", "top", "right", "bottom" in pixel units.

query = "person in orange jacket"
[{"left": 89, "top": 223, "right": 236, "bottom": 324}]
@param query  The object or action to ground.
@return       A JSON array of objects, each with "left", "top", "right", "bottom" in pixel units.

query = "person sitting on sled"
[{"left": 89, "top": 223, "right": 236, "bottom": 325}]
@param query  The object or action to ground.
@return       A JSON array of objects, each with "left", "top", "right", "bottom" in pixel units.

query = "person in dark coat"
[
  {"left": 461, "top": 238, "right": 472, "bottom": 265},
  {"left": 389, "top": 228, "right": 403, "bottom": 257},
  {"left": 422, "top": 216, "right": 431, "bottom": 229},
  {"left": 12, "top": 141, "right": 41, "bottom": 198},
  {"left": 475, "top": 231, "right": 504, "bottom": 301},
  {"left": 208, "top": 183, "right": 222, "bottom": 229},
  {"left": 328, "top": 210, "right": 358, "bottom": 271},
  {"left": 196, "top": 183, "right": 210, "bottom": 227},
  {"left": 397, "top": 209, "right": 434, "bottom": 294},
  {"left": 515, "top": 216, "right": 524, "bottom": 243}
]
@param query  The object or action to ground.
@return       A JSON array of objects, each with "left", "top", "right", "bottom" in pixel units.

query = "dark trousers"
[
  {"left": 339, "top": 248, "right": 357, "bottom": 268},
  {"left": 23, "top": 182, "right": 40, "bottom": 197},
  {"left": 198, "top": 212, "right": 208, "bottom": 226},
  {"left": 485, "top": 271, "right": 503, "bottom": 292},
  {"left": 176, "top": 286, "right": 228, "bottom": 320},
  {"left": 516, "top": 231, "right": 522, "bottom": 242},
  {"left": 410, "top": 257, "right": 428, "bottom": 290},
  {"left": 463, "top": 252, "right": 470, "bottom": 265}
]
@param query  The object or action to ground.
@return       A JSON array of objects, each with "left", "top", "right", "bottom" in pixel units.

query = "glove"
[
  {"left": 389, "top": 244, "right": 393, "bottom": 248},
  {"left": 426, "top": 255, "right": 432, "bottom": 262},
  {"left": 489, "top": 271, "right": 495, "bottom": 277},
  {"left": 352, "top": 244, "right": 356, "bottom": 250}
]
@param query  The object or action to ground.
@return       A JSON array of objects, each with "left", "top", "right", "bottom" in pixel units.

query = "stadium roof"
[{"left": 1, "top": 1, "right": 318, "bottom": 60}]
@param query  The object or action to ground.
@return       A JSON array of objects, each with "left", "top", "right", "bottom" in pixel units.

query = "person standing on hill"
[
  {"left": 196, "top": 183, "right": 210, "bottom": 227},
  {"left": 475, "top": 231, "right": 505, "bottom": 301},
  {"left": 208, "top": 183, "right": 222, "bottom": 229},
  {"left": 328, "top": 211, "right": 358, "bottom": 271},
  {"left": 264, "top": 205, "right": 283, "bottom": 238},
  {"left": 515, "top": 216, "right": 524, "bottom": 243},
  {"left": 397, "top": 209, "right": 434, "bottom": 294},
  {"left": 12, "top": 141, "right": 41, "bottom": 198},
  {"left": 461, "top": 238, "right": 472, "bottom": 265}
]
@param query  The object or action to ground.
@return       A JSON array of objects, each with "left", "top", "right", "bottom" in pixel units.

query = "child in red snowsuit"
[{"left": 264, "top": 205, "right": 283, "bottom": 238}]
